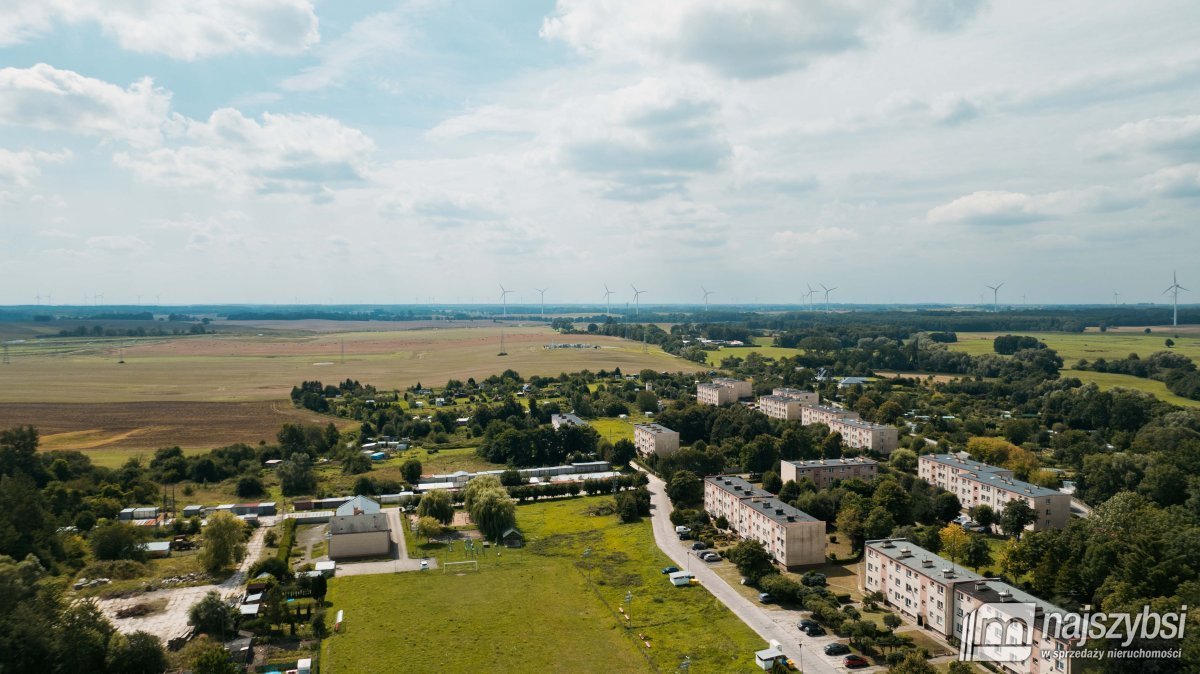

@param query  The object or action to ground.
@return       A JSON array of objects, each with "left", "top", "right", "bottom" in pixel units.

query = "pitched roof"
[{"left": 329, "top": 513, "right": 390, "bottom": 535}]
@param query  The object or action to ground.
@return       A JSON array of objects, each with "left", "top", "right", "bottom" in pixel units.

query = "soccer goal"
[{"left": 443, "top": 560, "right": 479, "bottom": 574}]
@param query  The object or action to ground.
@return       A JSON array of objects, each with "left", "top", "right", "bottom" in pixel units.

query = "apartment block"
[
  {"left": 696, "top": 377, "right": 753, "bottom": 406},
  {"left": 758, "top": 395, "right": 805, "bottom": 420},
  {"left": 780, "top": 457, "right": 878, "bottom": 489},
  {"left": 704, "top": 476, "right": 826, "bottom": 568},
  {"left": 830, "top": 418, "right": 899, "bottom": 455},
  {"left": 863, "top": 538, "right": 1072, "bottom": 674},
  {"left": 800, "top": 404, "right": 860, "bottom": 426},
  {"left": 772, "top": 388, "right": 819, "bottom": 405},
  {"left": 918, "top": 454, "right": 1070, "bottom": 531},
  {"left": 634, "top": 423, "right": 680, "bottom": 458}
]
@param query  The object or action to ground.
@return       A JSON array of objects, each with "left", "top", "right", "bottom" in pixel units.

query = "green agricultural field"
[
  {"left": 1063, "top": 369, "right": 1200, "bottom": 409},
  {"left": 950, "top": 331, "right": 1200, "bottom": 363},
  {"left": 704, "top": 344, "right": 802, "bottom": 366},
  {"left": 322, "top": 496, "right": 762, "bottom": 672}
]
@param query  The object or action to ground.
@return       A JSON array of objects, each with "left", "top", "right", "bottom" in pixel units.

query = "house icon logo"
[{"left": 959, "top": 602, "right": 1036, "bottom": 662}]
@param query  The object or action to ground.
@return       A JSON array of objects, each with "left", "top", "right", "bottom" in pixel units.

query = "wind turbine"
[
  {"left": 985, "top": 282, "right": 1004, "bottom": 313},
  {"left": 806, "top": 284, "right": 816, "bottom": 310},
  {"left": 1164, "top": 271, "right": 1189, "bottom": 327},
  {"left": 631, "top": 285, "right": 646, "bottom": 317},
  {"left": 535, "top": 288, "right": 548, "bottom": 317},
  {"left": 498, "top": 284, "right": 513, "bottom": 317},
  {"left": 701, "top": 286, "right": 714, "bottom": 312},
  {"left": 602, "top": 285, "right": 614, "bottom": 315},
  {"left": 820, "top": 284, "right": 837, "bottom": 311},
  {"left": 1112, "top": 290, "right": 1120, "bottom": 307}
]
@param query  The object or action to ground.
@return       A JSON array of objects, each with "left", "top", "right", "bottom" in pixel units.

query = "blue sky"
[{"left": 1, "top": 0, "right": 1198, "bottom": 306}]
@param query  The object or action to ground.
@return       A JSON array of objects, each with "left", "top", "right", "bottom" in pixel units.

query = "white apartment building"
[
  {"left": 830, "top": 418, "right": 899, "bottom": 455},
  {"left": 800, "top": 404, "right": 860, "bottom": 426},
  {"left": 551, "top": 413, "right": 587, "bottom": 430},
  {"left": 772, "top": 388, "right": 819, "bottom": 405},
  {"left": 704, "top": 476, "right": 826, "bottom": 568},
  {"left": 863, "top": 538, "right": 1073, "bottom": 674},
  {"left": 696, "top": 377, "right": 753, "bottom": 406},
  {"left": 758, "top": 395, "right": 805, "bottom": 420},
  {"left": 633, "top": 423, "right": 680, "bottom": 458},
  {"left": 780, "top": 457, "right": 878, "bottom": 489},
  {"left": 918, "top": 454, "right": 1070, "bottom": 530}
]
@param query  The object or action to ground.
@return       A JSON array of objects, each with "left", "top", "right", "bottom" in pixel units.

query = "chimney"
[{"left": 921, "top": 559, "right": 934, "bottom": 568}]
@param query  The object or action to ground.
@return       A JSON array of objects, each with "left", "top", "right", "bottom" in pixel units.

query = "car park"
[
  {"left": 823, "top": 643, "right": 849, "bottom": 656},
  {"left": 701, "top": 552, "right": 719, "bottom": 562},
  {"left": 678, "top": 531, "right": 692, "bottom": 540}
]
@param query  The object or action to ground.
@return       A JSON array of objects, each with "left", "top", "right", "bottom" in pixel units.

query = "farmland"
[
  {"left": 948, "top": 330, "right": 1200, "bottom": 363},
  {"left": 321, "top": 496, "right": 762, "bottom": 672},
  {"left": 1062, "top": 369, "right": 1200, "bottom": 409},
  {"left": 0, "top": 323, "right": 701, "bottom": 463}
]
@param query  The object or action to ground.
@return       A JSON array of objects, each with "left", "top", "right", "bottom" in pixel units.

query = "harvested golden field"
[
  {"left": 0, "top": 401, "right": 347, "bottom": 465},
  {"left": 0, "top": 324, "right": 701, "bottom": 461},
  {"left": 0, "top": 325, "right": 700, "bottom": 403}
]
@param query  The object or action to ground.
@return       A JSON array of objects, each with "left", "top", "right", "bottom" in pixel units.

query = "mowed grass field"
[
  {"left": 321, "top": 497, "right": 762, "bottom": 673},
  {"left": 702, "top": 336, "right": 803, "bottom": 366},
  {"left": 0, "top": 323, "right": 702, "bottom": 463},
  {"left": 1062, "top": 369, "right": 1200, "bottom": 409}
]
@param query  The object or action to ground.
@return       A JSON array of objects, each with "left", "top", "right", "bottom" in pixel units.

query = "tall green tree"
[
  {"left": 417, "top": 489, "right": 454, "bottom": 525},
  {"left": 199, "top": 511, "right": 246, "bottom": 573},
  {"left": 189, "top": 591, "right": 236, "bottom": 638},
  {"left": 105, "top": 631, "right": 167, "bottom": 674}
]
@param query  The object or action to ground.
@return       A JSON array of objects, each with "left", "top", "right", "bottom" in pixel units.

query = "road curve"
[{"left": 640, "top": 469, "right": 840, "bottom": 674}]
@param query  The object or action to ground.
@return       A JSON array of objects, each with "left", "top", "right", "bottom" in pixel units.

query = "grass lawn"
[
  {"left": 323, "top": 496, "right": 763, "bottom": 672},
  {"left": 590, "top": 416, "right": 638, "bottom": 443}
]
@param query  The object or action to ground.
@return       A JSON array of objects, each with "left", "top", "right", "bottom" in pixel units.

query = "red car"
[{"left": 843, "top": 654, "right": 870, "bottom": 668}]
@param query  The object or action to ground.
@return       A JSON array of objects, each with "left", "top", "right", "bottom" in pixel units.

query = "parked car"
[
  {"left": 758, "top": 592, "right": 774, "bottom": 604},
  {"left": 661, "top": 566, "right": 679, "bottom": 574},
  {"left": 843, "top": 654, "right": 869, "bottom": 668},
  {"left": 797, "top": 619, "right": 818, "bottom": 632},
  {"left": 701, "top": 552, "right": 720, "bottom": 562},
  {"left": 823, "top": 643, "right": 850, "bottom": 656},
  {"left": 691, "top": 541, "right": 708, "bottom": 550},
  {"left": 803, "top": 625, "right": 826, "bottom": 637},
  {"left": 419, "top": 560, "right": 429, "bottom": 570},
  {"left": 675, "top": 525, "right": 691, "bottom": 534},
  {"left": 678, "top": 531, "right": 692, "bottom": 540}
]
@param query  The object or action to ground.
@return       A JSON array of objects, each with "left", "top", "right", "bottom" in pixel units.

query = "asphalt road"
[{"left": 641, "top": 470, "right": 857, "bottom": 674}]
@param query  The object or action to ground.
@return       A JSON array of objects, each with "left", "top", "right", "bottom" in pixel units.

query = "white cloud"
[
  {"left": 281, "top": 8, "right": 411, "bottom": 92},
  {"left": 85, "top": 234, "right": 149, "bottom": 254},
  {"left": 0, "top": 0, "right": 318, "bottom": 59},
  {"left": 114, "top": 108, "right": 375, "bottom": 196},
  {"left": 541, "top": 0, "right": 987, "bottom": 78},
  {"left": 0, "top": 148, "right": 71, "bottom": 187},
  {"left": 927, "top": 187, "right": 1138, "bottom": 225},
  {"left": 1138, "top": 164, "right": 1200, "bottom": 198},
  {"left": 1096, "top": 115, "right": 1200, "bottom": 160},
  {"left": 773, "top": 226, "right": 861, "bottom": 247},
  {"left": 0, "top": 64, "right": 176, "bottom": 147}
]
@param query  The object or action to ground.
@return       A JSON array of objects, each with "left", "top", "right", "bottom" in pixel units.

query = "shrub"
[{"left": 276, "top": 519, "right": 297, "bottom": 562}]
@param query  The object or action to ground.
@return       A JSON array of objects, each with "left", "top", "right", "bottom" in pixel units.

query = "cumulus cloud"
[
  {"left": 0, "top": 148, "right": 71, "bottom": 187},
  {"left": 0, "top": 1, "right": 318, "bottom": 59},
  {"left": 114, "top": 108, "right": 375, "bottom": 196},
  {"left": 1097, "top": 115, "right": 1200, "bottom": 160},
  {"left": 0, "top": 64, "right": 176, "bottom": 147},
  {"left": 927, "top": 187, "right": 1138, "bottom": 225},
  {"left": 1138, "top": 164, "right": 1200, "bottom": 198},
  {"left": 556, "top": 78, "right": 731, "bottom": 199},
  {"left": 541, "top": 0, "right": 986, "bottom": 78}
]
